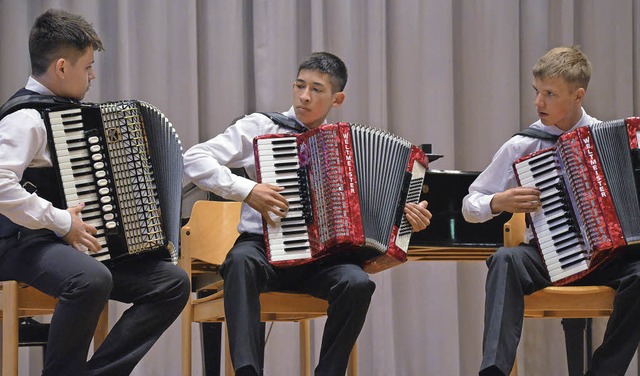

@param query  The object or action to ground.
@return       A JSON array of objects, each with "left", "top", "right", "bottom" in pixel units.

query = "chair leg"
[
  {"left": 93, "top": 303, "right": 109, "bottom": 349},
  {"left": 2, "top": 281, "right": 19, "bottom": 376},
  {"left": 347, "top": 341, "right": 358, "bottom": 376},
  {"left": 181, "top": 294, "right": 193, "bottom": 376},
  {"left": 224, "top": 323, "right": 235, "bottom": 376},
  {"left": 299, "top": 320, "right": 311, "bottom": 376},
  {"left": 562, "top": 318, "right": 586, "bottom": 376},
  {"left": 510, "top": 360, "right": 518, "bottom": 376}
]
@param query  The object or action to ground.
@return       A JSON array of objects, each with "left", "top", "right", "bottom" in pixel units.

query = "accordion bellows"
[{"left": 254, "top": 122, "right": 428, "bottom": 273}]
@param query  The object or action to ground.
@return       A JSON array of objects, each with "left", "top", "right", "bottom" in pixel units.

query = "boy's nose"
[
  {"left": 534, "top": 94, "right": 543, "bottom": 107},
  {"left": 300, "top": 89, "right": 311, "bottom": 102}
]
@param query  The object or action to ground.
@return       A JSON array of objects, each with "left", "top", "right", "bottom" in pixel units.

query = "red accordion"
[
  {"left": 254, "top": 122, "right": 428, "bottom": 273},
  {"left": 513, "top": 117, "right": 640, "bottom": 285}
]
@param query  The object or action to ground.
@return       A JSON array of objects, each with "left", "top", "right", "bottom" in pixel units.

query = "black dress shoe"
[{"left": 479, "top": 366, "right": 505, "bottom": 376}]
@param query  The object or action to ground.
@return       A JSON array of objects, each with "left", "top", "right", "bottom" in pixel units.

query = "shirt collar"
[
  {"left": 284, "top": 106, "right": 328, "bottom": 130},
  {"left": 25, "top": 76, "right": 55, "bottom": 96}
]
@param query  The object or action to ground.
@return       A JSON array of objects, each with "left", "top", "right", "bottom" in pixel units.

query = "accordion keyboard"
[
  {"left": 255, "top": 137, "right": 312, "bottom": 262},
  {"left": 49, "top": 108, "right": 111, "bottom": 261},
  {"left": 514, "top": 150, "right": 589, "bottom": 282}
]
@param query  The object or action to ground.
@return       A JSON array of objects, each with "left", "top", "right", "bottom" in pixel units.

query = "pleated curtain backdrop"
[{"left": 1, "top": 0, "right": 639, "bottom": 375}]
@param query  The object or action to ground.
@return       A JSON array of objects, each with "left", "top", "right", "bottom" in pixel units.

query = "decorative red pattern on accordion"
[
  {"left": 560, "top": 127, "right": 624, "bottom": 252},
  {"left": 297, "top": 123, "right": 365, "bottom": 258}
]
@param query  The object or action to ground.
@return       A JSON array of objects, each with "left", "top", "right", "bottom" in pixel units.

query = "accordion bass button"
[
  {"left": 102, "top": 204, "right": 113, "bottom": 212},
  {"left": 98, "top": 188, "right": 109, "bottom": 195},
  {"left": 88, "top": 136, "right": 100, "bottom": 144},
  {"left": 95, "top": 171, "right": 106, "bottom": 178},
  {"left": 91, "top": 154, "right": 103, "bottom": 162},
  {"left": 90, "top": 145, "right": 101, "bottom": 153},
  {"left": 97, "top": 179, "right": 108, "bottom": 187},
  {"left": 104, "top": 213, "right": 114, "bottom": 221},
  {"left": 100, "top": 196, "right": 111, "bottom": 204},
  {"left": 93, "top": 162, "right": 105, "bottom": 169},
  {"left": 105, "top": 222, "right": 117, "bottom": 230}
]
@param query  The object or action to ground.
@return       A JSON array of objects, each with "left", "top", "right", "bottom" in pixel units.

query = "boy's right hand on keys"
[
  {"left": 63, "top": 202, "right": 101, "bottom": 253},
  {"left": 245, "top": 183, "right": 289, "bottom": 226},
  {"left": 491, "top": 187, "right": 541, "bottom": 214}
]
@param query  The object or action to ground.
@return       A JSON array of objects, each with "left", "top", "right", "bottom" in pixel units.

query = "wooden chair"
[
  {"left": 180, "top": 200, "right": 357, "bottom": 376},
  {"left": 0, "top": 282, "right": 109, "bottom": 376},
  {"left": 505, "top": 213, "right": 615, "bottom": 376}
]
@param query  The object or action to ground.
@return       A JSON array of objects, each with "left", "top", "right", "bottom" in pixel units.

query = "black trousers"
[
  {"left": 220, "top": 233, "right": 375, "bottom": 376},
  {"left": 481, "top": 244, "right": 640, "bottom": 376},
  {"left": 0, "top": 228, "right": 190, "bottom": 376}
]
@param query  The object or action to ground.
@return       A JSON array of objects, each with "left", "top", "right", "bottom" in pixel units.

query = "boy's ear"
[
  {"left": 332, "top": 92, "right": 345, "bottom": 107},
  {"left": 575, "top": 87, "right": 585, "bottom": 102},
  {"left": 54, "top": 58, "right": 66, "bottom": 77}
]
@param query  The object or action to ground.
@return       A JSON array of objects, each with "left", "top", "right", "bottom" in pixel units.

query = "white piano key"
[{"left": 549, "top": 262, "right": 590, "bottom": 282}]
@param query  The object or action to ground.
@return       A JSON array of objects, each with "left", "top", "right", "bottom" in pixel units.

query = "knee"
[
  {"left": 169, "top": 266, "right": 191, "bottom": 304},
  {"left": 487, "top": 247, "right": 519, "bottom": 270},
  {"left": 61, "top": 262, "right": 112, "bottom": 302},
  {"left": 332, "top": 268, "right": 376, "bottom": 302},
  {"left": 220, "top": 246, "right": 263, "bottom": 278}
]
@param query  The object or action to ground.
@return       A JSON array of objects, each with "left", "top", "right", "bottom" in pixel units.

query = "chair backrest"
[
  {"left": 503, "top": 212, "right": 526, "bottom": 246},
  {"left": 183, "top": 200, "right": 243, "bottom": 266}
]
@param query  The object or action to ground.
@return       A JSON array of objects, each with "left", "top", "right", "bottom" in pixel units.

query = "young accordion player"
[
  {"left": 254, "top": 122, "right": 428, "bottom": 273},
  {"left": 514, "top": 117, "right": 640, "bottom": 285}
]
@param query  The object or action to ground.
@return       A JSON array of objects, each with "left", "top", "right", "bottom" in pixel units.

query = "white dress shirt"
[
  {"left": 0, "top": 77, "right": 72, "bottom": 236},
  {"left": 462, "top": 108, "right": 599, "bottom": 242},
  {"left": 183, "top": 107, "right": 315, "bottom": 235}
]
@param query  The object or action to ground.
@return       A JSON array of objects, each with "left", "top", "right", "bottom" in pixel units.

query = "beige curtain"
[{"left": 1, "top": 0, "right": 639, "bottom": 375}]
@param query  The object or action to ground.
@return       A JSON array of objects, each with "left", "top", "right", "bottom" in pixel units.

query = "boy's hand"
[
  {"left": 491, "top": 187, "right": 541, "bottom": 214},
  {"left": 404, "top": 200, "right": 432, "bottom": 232},
  {"left": 63, "top": 202, "right": 101, "bottom": 253},
  {"left": 245, "top": 183, "right": 289, "bottom": 226}
]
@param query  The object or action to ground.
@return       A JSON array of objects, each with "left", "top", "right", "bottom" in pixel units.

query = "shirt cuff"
[
  {"left": 52, "top": 209, "right": 72, "bottom": 238},
  {"left": 227, "top": 178, "right": 258, "bottom": 202},
  {"left": 479, "top": 194, "right": 501, "bottom": 221}
]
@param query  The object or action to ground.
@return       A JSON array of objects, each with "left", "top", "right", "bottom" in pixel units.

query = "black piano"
[{"left": 408, "top": 169, "right": 509, "bottom": 261}]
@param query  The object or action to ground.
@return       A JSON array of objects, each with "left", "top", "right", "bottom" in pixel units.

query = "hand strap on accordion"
[
  {"left": 0, "top": 94, "right": 78, "bottom": 121},
  {"left": 513, "top": 128, "right": 560, "bottom": 142},
  {"left": 258, "top": 112, "right": 308, "bottom": 133}
]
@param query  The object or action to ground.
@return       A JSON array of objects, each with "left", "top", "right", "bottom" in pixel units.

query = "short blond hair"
[{"left": 533, "top": 46, "right": 592, "bottom": 90}]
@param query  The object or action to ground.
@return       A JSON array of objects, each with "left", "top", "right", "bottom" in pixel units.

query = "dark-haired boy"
[
  {"left": 184, "top": 51, "right": 432, "bottom": 376},
  {"left": 0, "top": 9, "right": 190, "bottom": 375}
]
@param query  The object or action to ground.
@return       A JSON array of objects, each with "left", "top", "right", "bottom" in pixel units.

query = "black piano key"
[
  {"left": 554, "top": 234, "right": 578, "bottom": 247},
  {"left": 284, "top": 245, "right": 311, "bottom": 252},
  {"left": 560, "top": 256, "right": 589, "bottom": 269},
  {"left": 283, "top": 238, "right": 308, "bottom": 245},
  {"left": 272, "top": 146, "right": 297, "bottom": 152},
  {"left": 551, "top": 228, "right": 576, "bottom": 240},
  {"left": 274, "top": 161, "right": 298, "bottom": 168},
  {"left": 529, "top": 160, "right": 553, "bottom": 172},
  {"left": 274, "top": 169, "right": 298, "bottom": 175},
  {"left": 281, "top": 229, "right": 307, "bottom": 236},
  {"left": 532, "top": 165, "right": 558, "bottom": 179},
  {"left": 269, "top": 138, "right": 296, "bottom": 145},
  {"left": 273, "top": 152, "right": 298, "bottom": 159},
  {"left": 555, "top": 239, "right": 581, "bottom": 254}
]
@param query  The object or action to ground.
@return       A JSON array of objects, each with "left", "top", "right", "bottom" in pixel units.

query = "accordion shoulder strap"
[
  {"left": 0, "top": 94, "right": 77, "bottom": 121},
  {"left": 514, "top": 128, "right": 560, "bottom": 142},
  {"left": 258, "top": 112, "right": 308, "bottom": 133}
]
